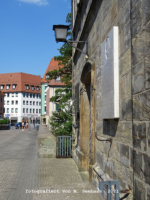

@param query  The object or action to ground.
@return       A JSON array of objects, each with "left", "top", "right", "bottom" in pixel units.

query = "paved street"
[{"left": 0, "top": 126, "right": 103, "bottom": 200}]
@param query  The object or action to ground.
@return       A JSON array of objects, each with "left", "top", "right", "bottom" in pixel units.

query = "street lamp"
[
  {"left": 53, "top": 24, "right": 88, "bottom": 58},
  {"left": 53, "top": 25, "right": 69, "bottom": 42}
]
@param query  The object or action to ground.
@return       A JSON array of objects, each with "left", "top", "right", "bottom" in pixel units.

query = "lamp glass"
[{"left": 55, "top": 28, "right": 67, "bottom": 41}]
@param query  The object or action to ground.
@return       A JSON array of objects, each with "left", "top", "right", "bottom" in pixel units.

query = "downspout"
[{"left": 130, "top": 0, "right": 134, "bottom": 198}]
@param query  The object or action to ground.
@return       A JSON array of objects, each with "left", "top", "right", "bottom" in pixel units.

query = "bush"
[{"left": 0, "top": 119, "right": 10, "bottom": 124}]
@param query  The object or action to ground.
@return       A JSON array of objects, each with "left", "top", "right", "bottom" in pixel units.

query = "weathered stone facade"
[{"left": 72, "top": 0, "right": 150, "bottom": 199}]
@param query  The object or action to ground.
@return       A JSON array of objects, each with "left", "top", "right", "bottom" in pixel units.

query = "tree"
[{"left": 46, "top": 13, "right": 72, "bottom": 137}]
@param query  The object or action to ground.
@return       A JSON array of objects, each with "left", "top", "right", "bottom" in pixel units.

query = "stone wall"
[{"left": 72, "top": 0, "right": 150, "bottom": 199}]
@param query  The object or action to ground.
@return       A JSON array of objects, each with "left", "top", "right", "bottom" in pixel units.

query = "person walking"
[
  {"left": 9, "top": 122, "right": 11, "bottom": 130},
  {"left": 22, "top": 119, "right": 24, "bottom": 131},
  {"left": 24, "top": 120, "right": 26, "bottom": 131},
  {"left": 26, "top": 119, "right": 28, "bottom": 131}
]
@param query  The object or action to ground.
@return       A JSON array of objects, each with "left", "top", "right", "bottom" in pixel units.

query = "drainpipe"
[{"left": 130, "top": 0, "right": 134, "bottom": 198}]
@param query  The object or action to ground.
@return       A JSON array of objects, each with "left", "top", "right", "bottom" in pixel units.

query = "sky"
[{"left": 0, "top": 0, "right": 71, "bottom": 78}]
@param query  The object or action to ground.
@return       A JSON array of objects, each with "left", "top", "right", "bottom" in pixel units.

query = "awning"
[
  {"left": 10, "top": 117, "right": 18, "bottom": 120},
  {"left": 36, "top": 117, "right": 41, "bottom": 120}
]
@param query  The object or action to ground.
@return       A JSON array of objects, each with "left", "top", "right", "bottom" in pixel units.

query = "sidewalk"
[{"left": 34, "top": 126, "right": 104, "bottom": 200}]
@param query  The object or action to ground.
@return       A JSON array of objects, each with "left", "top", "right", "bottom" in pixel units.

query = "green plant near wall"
[
  {"left": 47, "top": 13, "right": 72, "bottom": 137},
  {"left": 0, "top": 119, "right": 10, "bottom": 124}
]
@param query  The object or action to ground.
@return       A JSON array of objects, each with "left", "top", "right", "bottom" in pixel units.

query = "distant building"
[
  {"left": 41, "top": 58, "right": 65, "bottom": 127},
  {"left": 0, "top": 91, "right": 5, "bottom": 119},
  {"left": 0, "top": 73, "right": 41, "bottom": 124}
]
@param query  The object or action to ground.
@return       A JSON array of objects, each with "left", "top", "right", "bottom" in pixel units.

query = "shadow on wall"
[{"left": 103, "top": 119, "right": 119, "bottom": 137}]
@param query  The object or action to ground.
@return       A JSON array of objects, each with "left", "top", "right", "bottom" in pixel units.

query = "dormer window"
[
  {"left": 56, "top": 76, "right": 60, "bottom": 82},
  {"left": 0, "top": 85, "right": 4, "bottom": 90},
  {"left": 6, "top": 85, "right": 10, "bottom": 90},
  {"left": 13, "top": 84, "right": 16, "bottom": 90},
  {"left": 36, "top": 87, "right": 39, "bottom": 91},
  {"left": 46, "top": 75, "right": 50, "bottom": 79},
  {"left": 26, "top": 85, "right": 29, "bottom": 90},
  {"left": 32, "top": 86, "right": 34, "bottom": 91}
]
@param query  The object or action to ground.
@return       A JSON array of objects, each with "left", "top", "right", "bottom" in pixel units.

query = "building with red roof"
[
  {"left": 0, "top": 72, "right": 41, "bottom": 124},
  {"left": 41, "top": 58, "right": 65, "bottom": 126}
]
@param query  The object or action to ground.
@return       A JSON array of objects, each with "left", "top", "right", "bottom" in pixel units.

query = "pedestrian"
[
  {"left": 22, "top": 119, "right": 24, "bottom": 131},
  {"left": 24, "top": 120, "right": 26, "bottom": 130},
  {"left": 9, "top": 122, "right": 11, "bottom": 130},
  {"left": 33, "top": 121, "right": 35, "bottom": 129},
  {"left": 26, "top": 119, "right": 28, "bottom": 131}
]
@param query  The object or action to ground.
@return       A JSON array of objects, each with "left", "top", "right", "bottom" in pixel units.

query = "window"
[
  {"left": 23, "top": 108, "right": 25, "bottom": 113},
  {"left": 7, "top": 93, "right": 9, "bottom": 97},
  {"left": 39, "top": 95, "right": 41, "bottom": 98},
  {"left": 33, "top": 94, "right": 35, "bottom": 98},
  {"left": 7, "top": 101, "right": 9, "bottom": 105},
  {"left": 12, "top": 100, "right": 14, "bottom": 105},
  {"left": 6, "top": 85, "right": 10, "bottom": 90},
  {"left": 23, "top": 93, "right": 25, "bottom": 97},
  {"left": 12, "top": 84, "right": 16, "bottom": 89},
  {"left": 36, "top": 94, "right": 38, "bottom": 98},
  {"left": 39, "top": 102, "right": 41, "bottom": 106},
  {"left": 0, "top": 98, "right": 2, "bottom": 102},
  {"left": 30, "top": 94, "right": 32, "bottom": 98},
  {"left": 16, "top": 93, "right": 18, "bottom": 97},
  {"left": 0, "top": 85, "right": 3, "bottom": 90},
  {"left": 27, "top": 93, "right": 29, "bottom": 98},
  {"left": 23, "top": 101, "right": 25, "bottom": 105},
  {"left": 56, "top": 104, "right": 59, "bottom": 111},
  {"left": 26, "top": 85, "right": 29, "bottom": 90},
  {"left": 12, "top": 93, "right": 14, "bottom": 97},
  {"left": 0, "top": 107, "right": 2, "bottom": 112},
  {"left": 56, "top": 76, "right": 60, "bottom": 81},
  {"left": 46, "top": 75, "right": 49, "bottom": 79},
  {"left": 30, "top": 109, "right": 32, "bottom": 113},
  {"left": 36, "top": 109, "right": 38, "bottom": 114},
  {"left": 7, "top": 108, "right": 9, "bottom": 113},
  {"left": 45, "top": 106, "right": 46, "bottom": 112},
  {"left": 33, "top": 109, "right": 35, "bottom": 113},
  {"left": 4, "top": 101, "right": 5, "bottom": 105},
  {"left": 26, "top": 108, "right": 28, "bottom": 113},
  {"left": 36, "top": 87, "right": 39, "bottom": 91},
  {"left": 39, "top": 109, "right": 41, "bottom": 113},
  {"left": 36, "top": 102, "right": 38, "bottom": 106},
  {"left": 32, "top": 86, "right": 34, "bottom": 91},
  {"left": 26, "top": 101, "right": 28, "bottom": 105},
  {"left": 16, "top": 100, "right": 18, "bottom": 105},
  {"left": 30, "top": 101, "right": 32, "bottom": 105},
  {"left": 11, "top": 108, "right": 14, "bottom": 113},
  {"left": 45, "top": 95, "right": 46, "bottom": 101},
  {"left": 33, "top": 101, "right": 35, "bottom": 105},
  {"left": 15, "top": 108, "right": 18, "bottom": 113},
  {"left": 45, "top": 85, "right": 47, "bottom": 90}
]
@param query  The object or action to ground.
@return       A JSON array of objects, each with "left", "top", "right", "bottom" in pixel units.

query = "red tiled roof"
[
  {"left": 41, "top": 58, "right": 65, "bottom": 86},
  {"left": 0, "top": 73, "right": 41, "bottom": 93}
]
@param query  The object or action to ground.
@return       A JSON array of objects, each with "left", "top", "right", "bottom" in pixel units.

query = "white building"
[{"left": 0, "top": 72, "right": 41, "bottom": 124}]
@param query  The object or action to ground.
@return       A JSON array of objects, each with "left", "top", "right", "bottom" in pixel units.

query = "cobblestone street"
[{"left": 0, "top": 126, "right": 103, "bottom": 200}]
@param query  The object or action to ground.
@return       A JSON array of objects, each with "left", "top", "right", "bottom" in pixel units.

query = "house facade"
[
  {"left": 0, "top": 91, "right": 5, "bottom": 119},
  {"left": 0, "top": 73, "right": 41, "bottom": 124},
  {"left": 41, "top": 58, "right": 65, "bottom": 127},
  {"left": 72, "top": 0, "right": 150, "bottom": 199}
]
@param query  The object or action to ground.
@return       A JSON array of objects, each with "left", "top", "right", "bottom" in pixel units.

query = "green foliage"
[
  {"left": 47, "top": 13, "right": 72, "bottom": 137},
  {"left": 0, "top": 119, "right": 10, "bottom": 124}
]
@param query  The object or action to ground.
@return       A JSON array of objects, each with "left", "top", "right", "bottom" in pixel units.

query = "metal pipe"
[{"left": 95, "top": 132, "right": 112, "bottom": 143}]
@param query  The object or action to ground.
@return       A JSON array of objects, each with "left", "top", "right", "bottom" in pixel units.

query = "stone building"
[{"left": 71, "top": 0, "right": 150, "bottom": 199}]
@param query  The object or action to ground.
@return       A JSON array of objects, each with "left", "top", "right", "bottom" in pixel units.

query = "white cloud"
[{"left": 17, "top": 0, "right": 49, "bottom": 6}]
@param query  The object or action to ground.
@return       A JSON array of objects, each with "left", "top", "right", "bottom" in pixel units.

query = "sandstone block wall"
[{"left": 72, "top": 0, "right": 150, "bottom": 199}]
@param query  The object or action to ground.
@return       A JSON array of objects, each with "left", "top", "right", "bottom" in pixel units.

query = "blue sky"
[{"left": 0, "top": 0, "right": 71, "bottom": 78}]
